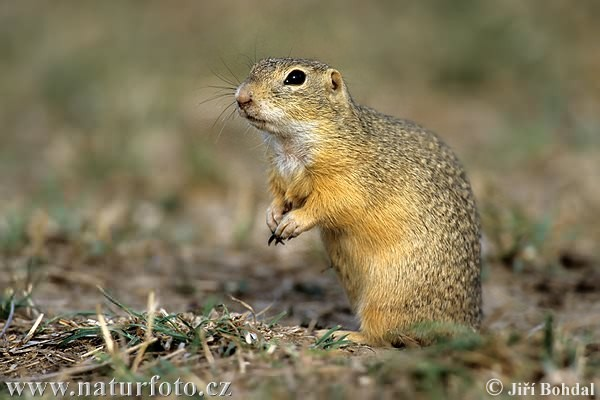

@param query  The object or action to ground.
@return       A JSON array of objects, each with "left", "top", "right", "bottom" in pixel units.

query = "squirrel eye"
[{"left": 284, "top": 69, "right": 306, "bottom": 85}]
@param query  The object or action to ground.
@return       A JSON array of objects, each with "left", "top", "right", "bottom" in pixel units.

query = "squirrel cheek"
[{"left": 260, "top": 104, "right": 286, "bottom": 122}]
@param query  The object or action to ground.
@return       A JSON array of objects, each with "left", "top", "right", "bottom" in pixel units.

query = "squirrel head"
[{"left": 235, "top": 58, "right": 353, "bottom": 138}]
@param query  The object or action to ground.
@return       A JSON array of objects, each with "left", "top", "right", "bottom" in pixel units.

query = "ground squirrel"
[{"left": 234, "top": 58, "right": 482, "bottom": 347}]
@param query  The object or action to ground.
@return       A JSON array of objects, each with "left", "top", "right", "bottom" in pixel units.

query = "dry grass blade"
[
  {"left": 124, "top": 337, "right": 158, "bottom": 355},
  {"left": 131, "top": 291, "right": 156, "bottom": 372},
  {"left": 80, "top": 345, "right": 104, "bottom": 358},
  {"left": 20, "top": 313, "right": 44, "bottom": 345},
  {"left": 229, "top": 294, "right": 257, "bottom": 324},
  {"left": 96, "top": 304, "right": 115, "bottom": 355},
  {"left": 200, "top": 329, "right": 215, "bottom": 367}
]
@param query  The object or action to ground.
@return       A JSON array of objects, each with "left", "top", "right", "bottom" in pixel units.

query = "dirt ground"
[{"left": 1, "top": 2, "right": 599, "bottom": 399}]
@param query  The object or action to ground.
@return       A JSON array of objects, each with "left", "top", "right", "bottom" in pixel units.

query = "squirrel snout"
[{"left": 235, "top": 84, "right": 253, "bottom": 108}]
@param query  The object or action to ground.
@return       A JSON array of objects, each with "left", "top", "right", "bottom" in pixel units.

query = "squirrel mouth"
[
  {"left": 237, "top": 107, "right": 276, "bottom": 132},
  {"left": 246, "top": 115, "right": 265, "bottom": 124},
  {"left": 239, "top": 110, "right": 267, "bottom": 127}
]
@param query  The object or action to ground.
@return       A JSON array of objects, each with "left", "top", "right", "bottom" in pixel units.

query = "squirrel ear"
[{"left": 328, "top": 69, "right": 344, "bottom": 93}]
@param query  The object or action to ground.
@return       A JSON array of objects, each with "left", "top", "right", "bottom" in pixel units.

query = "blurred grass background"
[{"left": 1, "top": 0, "right": 599, "bottom": 267}]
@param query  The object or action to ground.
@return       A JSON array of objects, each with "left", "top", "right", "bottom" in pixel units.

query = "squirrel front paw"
[
  {"left": 266, "top": 203, "right": 285, "bottom": 233},
  {"left": 267, "top": 201, "right": 295, "bottom": 246},
  {"left": 269, "top": 210, "right": 315, "bottom": 246}
]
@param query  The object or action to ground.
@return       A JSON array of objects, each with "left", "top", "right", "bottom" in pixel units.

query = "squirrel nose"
[{"left": 235, "top": 84, "right": 253, "bottom": 107}]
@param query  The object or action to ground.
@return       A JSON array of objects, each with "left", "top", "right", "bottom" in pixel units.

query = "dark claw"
[{"left": 268, "top": 233, "right": 286, "bottom": 246}]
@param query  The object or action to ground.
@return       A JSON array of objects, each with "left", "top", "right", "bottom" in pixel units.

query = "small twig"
[
  {"left": 160, "top": 347, "right": 186, "bottom": 361},
  {"left": 228, "top": 295, "right": 256, "bottom": 324},
  {"left": 96, "top": 304, "right": 132, "bottom": 378},
  {"left": 18, "top": 360, "right": 41, "bottom": 371},
  {"left": 21, "top": 313, "right": 44, "bottom": 345},
  {"left": 80, "top": 345, "right": 104, "bottom": 358},
  {"left": 200, "top": 329, "right": 215, "bottom": 367},
  {"left": 131, "top": 291, "right": 156, "bottom": 372},
  {"left": 54, "top": 353, "right": 77, "bottom": 364},
  {"left": 125, "top": 337, "right": 158, "bottom": 355},
  {"left": 96, "top": 305, "right": 115, "bottom": 355}
]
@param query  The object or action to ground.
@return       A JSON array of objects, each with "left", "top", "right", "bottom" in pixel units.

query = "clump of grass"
[
  {"left": 0, "top": 287, "right": 309, "bottom": 384},
  {"left": 311, "top": 325, "right": 352, "bottom": 350},
  {"left": 0, "top": 280, "right": 39, "bottom": 325},
  {"left": 0, "top": 290, "right": 36, "bottom": 322},
  {"left": 63, "top": 287, "right": 272, "bottom": 361}
]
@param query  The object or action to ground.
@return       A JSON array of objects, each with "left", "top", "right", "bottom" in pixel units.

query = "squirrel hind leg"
[{"left": 358, "top": 304, "right": 422, "bottom": 348}]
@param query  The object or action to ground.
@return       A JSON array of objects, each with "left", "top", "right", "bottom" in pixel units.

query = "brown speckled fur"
[{"left": 236, "top": 58, "right": 481, "bottom": 346}]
